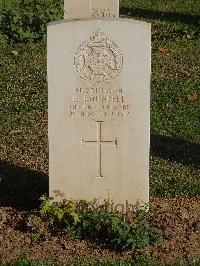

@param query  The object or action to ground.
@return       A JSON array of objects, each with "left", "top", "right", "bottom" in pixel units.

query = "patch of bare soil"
[
  {"left": 0, "top": 197, "right": 199, "bottom": 264},
  {"left": 149, "top": 197, "right": 200, "bottom": 264}
]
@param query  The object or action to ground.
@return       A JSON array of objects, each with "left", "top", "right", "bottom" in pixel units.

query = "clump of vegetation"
[
  {"left": 1, "top": 0, "right": 199, "bottom": 46},
  {"left": 0, "top": 0, "right": 63, "bottom": 44},
  {"left": 39, "top": 191, "right": 160, "bottom": 252}
]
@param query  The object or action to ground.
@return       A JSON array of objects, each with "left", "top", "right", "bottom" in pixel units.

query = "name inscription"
[{"left": 68, "top": 87, "right": 130, "bottom": 118}]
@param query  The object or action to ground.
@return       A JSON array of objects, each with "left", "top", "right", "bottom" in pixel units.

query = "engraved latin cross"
[{"left": 81, "top": 121, "right": 117, "bottom": 178}]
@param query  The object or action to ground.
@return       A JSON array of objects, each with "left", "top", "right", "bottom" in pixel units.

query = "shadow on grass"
[
  {"left": 120, "top": 7, "right": 200, "bottom": 25},
  {"left": 0, "top": 160, "right": 48, "bottom": 209},
  {"left": 151, "top": 134, "right": 200, "bottom": 167},
  {"left": 0, "top": 134, "right": 199, "bottom": 209}
]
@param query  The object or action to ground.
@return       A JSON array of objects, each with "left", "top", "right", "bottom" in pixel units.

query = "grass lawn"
[{"left": 0, "top": 0, "right": 200, "bottom": 265}]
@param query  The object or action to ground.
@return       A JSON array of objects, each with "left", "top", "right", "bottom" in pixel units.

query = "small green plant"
[
  {"left": 39, "top": 191, "right": 160, "bottom": 252},
  {"left": 166, "top": 22, "right": 199, "bottom": 40}
]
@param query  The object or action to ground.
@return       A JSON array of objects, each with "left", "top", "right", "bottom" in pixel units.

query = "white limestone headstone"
[
  {"left": 64, "top": 0, "right": 119, "bottom": 19},
  {"left": 48, "top": 19, "right": 151, "bottom": 207}
]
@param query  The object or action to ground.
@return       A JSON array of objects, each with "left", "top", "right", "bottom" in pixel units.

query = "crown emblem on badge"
[{"left": 74, "top": 29, "right": 123, "bottom": 84}]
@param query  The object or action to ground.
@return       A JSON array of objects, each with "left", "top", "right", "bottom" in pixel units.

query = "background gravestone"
[
  {"left": 48, "top": 19, "right": 151, "bottom": 206},
  {"left": 64, "top": 0, "right": 119, "bottom": 19}
]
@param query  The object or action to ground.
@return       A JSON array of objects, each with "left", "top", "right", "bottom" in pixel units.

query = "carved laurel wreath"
[{"left": 74, "top": 29, "right": 123, "bottom": 84}]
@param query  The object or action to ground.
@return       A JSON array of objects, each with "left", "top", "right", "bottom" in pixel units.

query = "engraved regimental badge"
[{"left": 74, "top": 29, "right": 123, "bottom": 84}]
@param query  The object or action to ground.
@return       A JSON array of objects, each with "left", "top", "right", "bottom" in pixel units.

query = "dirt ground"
[{"left": 0, "top": 197, "right": 199, "bottom": 264}]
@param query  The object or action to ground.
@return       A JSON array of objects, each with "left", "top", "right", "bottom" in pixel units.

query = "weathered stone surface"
[
  {"left": 48, "top": 19, "right": 151, "bottom": 207},
  {"left": 64, "top": 0, "right": 119, "bottom": 19}
]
